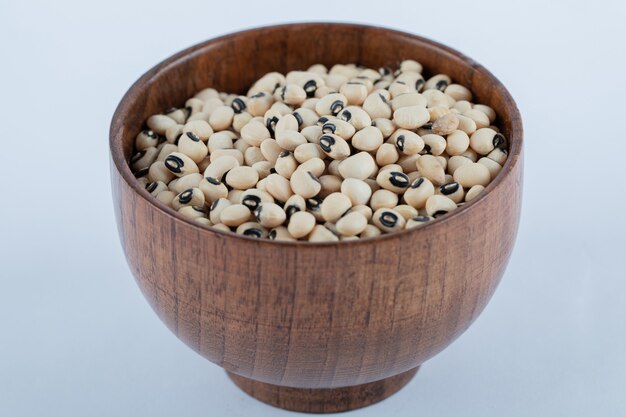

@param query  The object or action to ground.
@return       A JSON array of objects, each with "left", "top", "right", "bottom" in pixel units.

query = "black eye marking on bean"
[
  {"left": 253, "top": 205, "right": 263, "bottom": 219},
  {"left": 186, "top": 131, "right": 200, "bottom": 142},
  {"left": 422, "top": 144, "right": 432, "bottom": 154},
  {"left": 266, "top": 116, "right": 279, "bottom": 136},
  {"left": 279, "top": 151, "right": 290, "bottom": 158},
  {"left": 165, "top": 155, "right": 184, "bottom": 173},
  {"left": 396, "top": 135, "right": 405, "bottom": 151},
  {"left": 243, "top": 228, "right": 262, "bottom": 238},
  {"left": 378, "top": 93, "right": 389, "bottom": 104},
  {"left": 380, "top": 211, "right": 398, "bottom": 228},
  {"left": 440, "top": 183, "right": 460, "bottom": 195},
  {"left": 269, "top": 168, "right": 277, "bottom": 174},
  {"left": 146, "top": 182, "right": 158, "bottom": 193},
  {"left": 308, "top": 171, "right": 321, "bottom": 184},
  {"left": 492, "top": 133, "right": 506, "bottom": 148},
  {"left": 346, "top": 81, "right": 363, "bottom": 85},
  {"left": 322, "top": 123, "right": 336, "bottom": 134},
  {"left": 210, "top": 200, "right": 220, "bottom": 211},
  {"left": 268, "top": 229, "right": 277, "bottom": 240},
  {"left": 339, "top": 110, "right": 351, "bottom": 121},
  {"left": 319, "top": 135, "right": 336, "bottom": 152},
  {"left": 184, "top": 107, "right": 192, "bottom": 118},
  {"left": 410, "top": 177, "right": 425, "bottom": 189},
  {"left": 422, "top": 123, "right": 433, "bottom": 130},
  {"left": 206, "top": 177, "right": 221, "bottom": 185},
  {"left": 192, "top": 206, "right": 205, "bottom": 213},
  {"left": 251, "top": 92, "right": 266, "bottom": 98},
  {"left": 134, "top": 167, "right": 149, "bottom": 178},
  {"left": 435, "top": 80, "right": 448, "bottom": 91},
  {"left": 379, "top": 66, "right": 392, "bottom": 76},
  {"left": 131, "top": 151, "right": 145, "bottom": 163},
  {"left": 306, "top": 197, "right": 321, "bottom": 210},
  {"left": 242, "top": 195, "right": 261, "bottom": 210},
  {"left": 395, "top": 81, "right": 406, "bottom": 86},
  {"left": 303, "top": 80, "right": 317, "bottom": 97},
  {"left": 415, "top": 78, "right": 425, "bottom": 91},
  {"left": 318, "top": 116, "right": 329, "bottom": 125},
  {"left": 165, "top": 107, "right": 178, "bottom": 114},
  {"left": 285, "top": 205, "right": 300, "bottom": 218},
  {"left": 293, "top": 111, "right": 303, "bottom": 126},
  {"left": 179, "top": 189, "right": 193, "bottom": 204},
  {"left": 279, "top": 86, "right": 287, "bottom": 101},
  {"left": 330, "top": 100, "right": 344, "bottom": 115},
  {"left": 433, "top": 210, "right": 448, "bottom": 218},
  {"left": 272, "top": 83, "right": 281, "bottom": 94},
  {"left": 412, "top": 216, "right": 431, "bottom": 222},
  {"left": 231, "top": 98, "right": 246, "bottom": 114},
  {"left": 174, "top": 134, "right": 183, "bottom": 145},
  {"left": 389, "top": 172, "right": 409, "bottom": 188}
]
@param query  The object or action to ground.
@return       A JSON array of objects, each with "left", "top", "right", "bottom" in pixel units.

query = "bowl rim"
[{"left": 110, "top": 21, "right": 523, "bottom": 247}]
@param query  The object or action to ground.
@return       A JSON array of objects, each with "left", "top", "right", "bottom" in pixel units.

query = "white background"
[{"left": 1, "top": 0, "right": 625, "bottom": 416}]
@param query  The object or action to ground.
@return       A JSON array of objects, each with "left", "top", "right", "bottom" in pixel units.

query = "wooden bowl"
[{"left": 110, "top": 23, "right": 523, "bottom": 413}]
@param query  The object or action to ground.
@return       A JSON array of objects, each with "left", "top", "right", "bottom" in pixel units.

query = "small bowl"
[{"left": 110, "top": 23, "right": 523, "bottom": 413}]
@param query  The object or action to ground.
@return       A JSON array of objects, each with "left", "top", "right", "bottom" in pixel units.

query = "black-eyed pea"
[
  {"left": 478, "top": 157, "right": 502, "bottom": 179},
  {"left": 399, "top": 59, "right": 423, "bottom": 73},
  {"left": 241, "top": 120, "right": 271, "bottom": 147},
  {"left": 247, "top": 92, "right": 274, "bottom": 117},
  {"left": 455, "top": 114, "right": 477, "bottom": 135},
  {"left": 428, "top": 106, "right": 451, "bottom": 122},
  {"left": 325, "top": 74, "right": 349, "bottom": 90},
  {"left": 301, "top": 97, "right": 319, "bottom": 111},
  {"left": 244, "top": 146, "right": 265, "bottom": 166},
  {"left": 465, "top": 185, "right": 485, "bottom": 202},
  {"left": 164, "top": 152, "right": 199, "bottom": 177},
  {"left": 438, "top": 182, "right": 464, "bottom": 203},
  {"left": 212, "top": 223, "right": 231, "bottom": 233},
  {"left": 446, "top": 130, "right": 470, "bottom": 156},
  {"left": 232, "top": 112, "right": 253, "bottom": 133},
  {"left": 320, "top": 192, "right": 352, "bottom": 222},
  {"left": 308, "top": 225, "right": 339, "bottom": 242},
  {"left": 293, "top": 108, "right": 318, "bottom": 128},
  {"left": 372, "top": 208, "right": 405, "bottom": 232},
  {"left": 487, "top": 148, "right": 508, "bottom": 165},
  {"left": 422, "top": 89, "right": 451, "bottom": 109},
  {"left": 219, "top": 203, "right": 251, "bottom": 227},
  {"left": 274, "top": 152, "right": 298, "bottom": 179},
  {"left": 131, "top": 147, "right": 159, "bottom": 172},
  {"left": 378, "top": 163, "right": 403, "bottom": 174},
  {"left": 315, "top": 93, "right": 347, "bottom": 116},
  {"left": 319, "top": 134, "right": 350, "bottom": 160},
  {"left": 258, "top": 138, "right": 281, "bottom": 164},
  {"left": 186, "top": 111, "right": 211, "bottom": 123},
  {"left": 294, "top": 157, "right": 323, "bottom": 177},
  {"left": 253, "top": 202, "right": 286, "bottom": 228},
  {"left": 308, "top": 64, "right": 327, "bottom": 74},
  {"left": 135, "top": 129, "right": 160, "bottom": 151},
  {"left": 371, "top": 118, "right": 396, "bottom": 138},
  {"left": 178, "top": 205, "right": 207, "bottom": 220},
  {"left": 432, "top": 113, "right": 460, "bottom": 136},
  {"left": 444, "top": 84, "right": 472, "bottom": 101},
  {"left": 314, "top": 85, "right": 337, "bottom": 98},
  {"left": 461, "top": 148, "right": 479, "bottom": 162},
  {"left": 452, "top": 100, "right": 473, "bottom": 113},
  {"left": 447, "top": 155, "right": 473, "bottom": 175},
  {"left": 394, "top": 204, "right": 418, "bottom": 220},
  {"left": 199, "top": 176, "right": 228, "bottom": 203},
  {"left": 268, "top": 226, "right": 296, "bottom": 241},
  {"left": 195, "top": 87, "right": 219, "bottom": 101},
  {"left": 208, "top": 106, "right": 235, "bottom": 131},
  {"left": 301, "top": 125, "right": 323, "bottom": 144},
  {"left": 289, "top": 168, "right": 321, "bottom": 199},
  {"left": 201, "top": 98, "right": 224, "bottom": 115},
  {"left": 340, "top": 81, "right": 369, "bottom": 105},
  {"left": 164, "top": 124, "right": 183, "bottom": 143},
  {"left": 265, "top": 173, "right": 293, "bottom": 202},
  {"left": 182, "top": 120, "right": 213, "bottom": 142},
  {"left": 148, "top": 161, "right": 175, "bottom": 183},
  {"left": 424, "top": 74, "right": 451, "bottom": 91},
  {"left": 436, "top": 156, "right": 449, "bottom": 173},
  {"left": 350, "top": 126, "right": 382, "bottom": 151},
  {"left": 178, "top": 132, "right": 208, "bottom": 163},
  {"left": 225, "top": 166, "right": 259, "bottom": 190},
  {"left": 421, "top": 134, "right": 447, "bottom": 156},
  {"left": 425, "top": 194, "right": 457, "bottom": 218},
  {"left": 169, "top": 172, "right": 203, "bottom": 193},
  {"left": 275, "top": 113, "right": 299, "bottom": 133},
  {"left": 350, "top": 204, "right": 373, "bottom": 221},
  {"left": 203, "top": 155, "right": 239, "bottom": 179},
  {"left": 337, "top": 106, "right": 372, "bottom": 130},
  {"left": 335, "top": 211, "right": 368, "bottom": 237},
  {"left": 294, "top": 143, "right": 324, "bottom": 163},
  {"left": 185, "top": 97, "right": 204, "bottom": 114},
  {"left": 239, "top": 188, "right": 274, "bottom": 211},
  {"left": 172, "top": 187, "right": 205, "bottom": 211},
  {"left": 276, "top": 130, "right": 308, "bottom": 151},
  {"left": 463, "top": 109, "right": 490, "bottom": 129},
  {"left": 388, "top": 80, "right": 414, "bottom": 98},
  {"left": 376, "top": 170, "right": 410, "bottom": 193},
  {"left": 393, "top": 105, "right": 430, "bottom": 130},
  {"left": 228, "top": 96, "right": 247, "bottom": 115},
  {"left": 318, "top": 175, "right": 342, "bottom": 198},
  {"left": 391, "top": 129, "right": 423, "bottom": 156},
  {"left": 147, "top": 114, "right": 177, "bottom": 135},
  {"left": 283, "top": 194, "right": 306, "bottom": 219},
  {"left": 370, "top": 189, "right": 398, "bottom": 211},
  {"left": 397, "top": 154, "right": 421, "bottom": 173},
  {"left": 236, "top": 222, "right": 268, "bottom": 238},
  {"left": 210, "top": 149, "right": 244, "bottom": 165},
  {"left": 406, "top": 216, "right": 433, "bottom": 229},
  {"left": 287, "top": 211, "right": 316, "bottom": 238},
  {"left": 338, "top": 151, "right": 377, "bottom": 180},
  {"left": 248, "top": 72, "right": 286, "bottom": 95},
  {"left": 360, "top": 224, "right": 382, "bottom": 238},
  {"left": 194, "top": 217, "right": 212, "bottom": 227},
  {"left": 322, "top": 119, "right": 356, "bottom": 140},
  {"left": 416, "top": 154, "right": 445, "bottom": 185},
  {"left": 155, "top": 190, "right": 176, "bottom": 207},
  {"left": 251, "top": 160, "right": 273, "bottom": 179},
  {"left": 341, "top": 178, "right": 372, "bottom": 206},
  {"left": 403, "top": 177, "right": 435, "bottom": 209},
  {"left": 453, "top": 162, "right": 491, "bottom": 187},
  {"left": 473, "top": 104, "right": 497, "bottom": 124},
  {"left": 207, "top": 132, "right": 234, "bottom": 153},
  {"left": 362, "top": 91, "right": 392, "bottom": 119},
  {"left": 325, "top": 159, "right": 340, "bottom": 177},
  {"left": 469, "top": 128, "right": 502, "bottom": 155},
  {"left": 407, "top": 171, "right": 421, "bottom": 183},
  {"left": 395, "top": 71, "right": 424, "bottom": 89},
  {"left": 376, "top": 143, "right": 400, "bottom": 166},
  {"left": 145, "top": 180, "right": 168, "bottom": 197}
]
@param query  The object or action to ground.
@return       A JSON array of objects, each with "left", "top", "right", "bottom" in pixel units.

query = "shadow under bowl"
[{"left": 110, "top": 22, "right": 523, "bottom": 413}]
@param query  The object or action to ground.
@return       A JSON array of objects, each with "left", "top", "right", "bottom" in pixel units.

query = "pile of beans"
[{"left": 131, "top": 61, "right": 508, "bottom": 241}]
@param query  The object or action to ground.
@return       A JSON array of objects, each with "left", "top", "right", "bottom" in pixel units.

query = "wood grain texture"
[{"left": 110, "top": 23, "right": 523, "bottom": 413}]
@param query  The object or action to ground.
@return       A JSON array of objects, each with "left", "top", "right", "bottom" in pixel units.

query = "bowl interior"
[{"left": 110, "top": 22, "right": 522, "bottom": 239}]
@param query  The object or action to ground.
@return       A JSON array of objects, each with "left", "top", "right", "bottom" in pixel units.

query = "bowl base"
[{"left": 227, "top": 367, "right": 419, "bottom": 413}]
